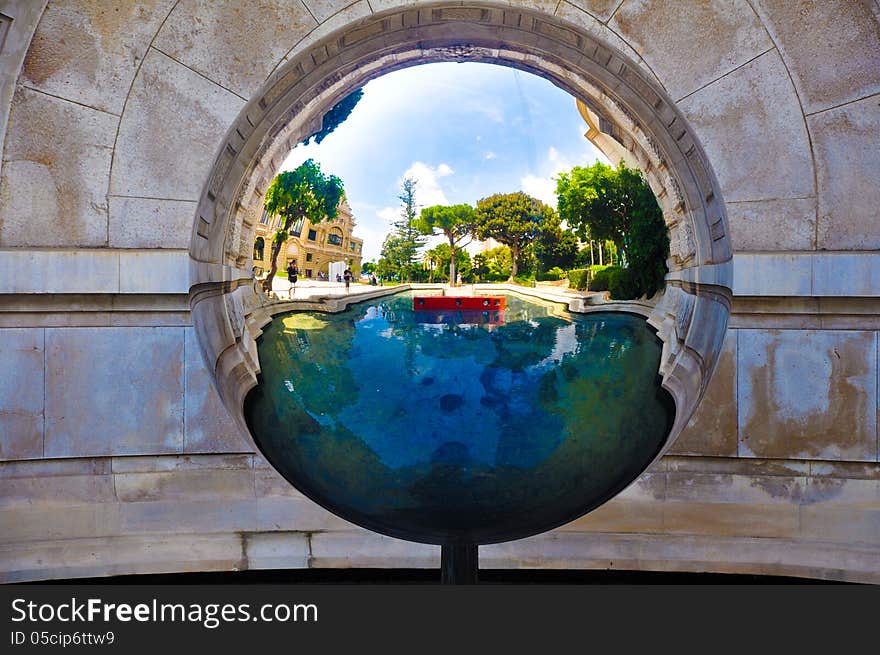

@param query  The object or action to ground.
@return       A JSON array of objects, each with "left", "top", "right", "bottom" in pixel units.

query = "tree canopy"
[
  {"left": 473, "top": 192, "right": 555, "bottom": 281},
  {"left": 301, "top": 89, "right": 364, "bottom": 146},
  {"left": 375, "top": 177, "right": 425, "bottom": 282},
  {"left": 261, "top": 158, "right": 345, "bottom": 291},
  {"left": 534, "top": 212, "right": 579, "bottom": 273},
  {"left": 417, "top": 203, "right": 475, "bottom": 285},
  {"left": 556, "top": 161, "right": 668, "bottom": 296},
  {"left": 425, "top": 243, "right": 472, "bottom": 283}
]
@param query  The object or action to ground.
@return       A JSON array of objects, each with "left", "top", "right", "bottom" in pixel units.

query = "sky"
[{"left": 280, "top": 62, "right": 608, "bottom": 263}]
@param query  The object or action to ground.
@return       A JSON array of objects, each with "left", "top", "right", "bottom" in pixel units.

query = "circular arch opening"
[{"left": 189, "top": 2, "right": 732, "bottom": 540}]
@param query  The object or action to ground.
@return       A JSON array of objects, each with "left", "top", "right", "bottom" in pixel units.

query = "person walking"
[
  {"left": 343, "top": 267, "right": 353, "bottom": 293},
  {"left": 286, "top": 261, "right": 298, "bottom": 299}
]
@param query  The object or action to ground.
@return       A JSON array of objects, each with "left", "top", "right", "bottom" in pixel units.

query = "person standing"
[
  {"left": 286, "top": 261, "right": 298, "bottom": 299},
  {"left": 456, "top": 272, "right": 463, "bottom": 287},
  {"left": 343, "top": 267, "right": 353, "bottom": 293}
]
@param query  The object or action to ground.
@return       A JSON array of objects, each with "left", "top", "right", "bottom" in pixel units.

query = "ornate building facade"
[{"left": 252, "top": 199, "right": 364, "bottom": 278}]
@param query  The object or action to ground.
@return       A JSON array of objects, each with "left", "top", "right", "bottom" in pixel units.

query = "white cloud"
[
  {"left": 401, "top": 161, "right": 454, "bottom": 208},
  {"left": 376, "top": 206, "right": 398, "bottom": 225},
  {"left": 520, "top": 174, "right": 558, "bottom": 208},
  {"left": 517, "top": 146, "right": 575, "bottom": 208},
  {"left": 484, "top": 151, "right": 497, "bottom": 160}
]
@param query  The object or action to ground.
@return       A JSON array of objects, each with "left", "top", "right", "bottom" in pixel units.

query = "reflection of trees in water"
[{"left": 244, "top": 293, "right": 673, "bottom": 544}]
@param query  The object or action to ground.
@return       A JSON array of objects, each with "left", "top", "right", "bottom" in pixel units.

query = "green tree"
[
  {"left": 477, "top": 245, "right": 513, "bottom": 281},
  {"left": 391, "top": 177, "right": 425, "bottom": 282},
  {"left": 473, "top": 192, "right": 554, "bottom": 282},
  {"left": 375, "top": 178, "right": 425, "bottom": 282},
  {"left": 262, "top": 159, "right": 344, "bottom": 291},
  {"left": 301, "top": 89, "right": 364, "bottom": 145},
  {"left": 424, "top": 243, "right": 472, "bottom": 283},
  {"left": 416, "top": 203, "right": 475, "bottom": 286},
  {"left": 556, "top": 161, "right": 668, "bottom": 296},
  {"left": 362, "top": 261, "right": 377, "bottom": 275},
  {"left": 535, "top": 215, "right": 579, "bottom": 273}
]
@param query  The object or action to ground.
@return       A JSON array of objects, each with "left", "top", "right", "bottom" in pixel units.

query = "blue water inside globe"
[{"left": 244, "top": 291, "right": 674, "bottom": 544}]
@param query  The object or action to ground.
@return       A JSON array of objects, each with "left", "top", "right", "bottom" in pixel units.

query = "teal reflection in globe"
[{"left": 244, "top": 291, "right": 674, "bottom": 545}]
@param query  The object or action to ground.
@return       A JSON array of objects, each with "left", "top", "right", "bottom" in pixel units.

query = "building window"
[
  {"left": 259, "top": 209, "right": 270, "bottom": 224},
  {"left": 253, "top": 237, "right": 265, "bottom": 261},
  {"left": 289, "top": 216, "right": 304, "bottom": 237},
  {"left": 306, "top": 253, "right": 312, "bottom": 262},
  {"left": 305, "top": 269, "right": 313, "bottom": 278},
  {"left": 349, "top": 242, "right": 355, "bottom": 252},
  {"left": 308, "top": 229, "right": 317, "bottom": 241},
  {"left": 328, "top": 233, "right": 343, "bottom": 246}
]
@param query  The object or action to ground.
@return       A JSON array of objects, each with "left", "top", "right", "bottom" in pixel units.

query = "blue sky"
[{"left": 281, "top": 62, "right": 607, "bottom": 262}]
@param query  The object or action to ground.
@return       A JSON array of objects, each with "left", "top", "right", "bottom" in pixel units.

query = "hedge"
[
  {"left": 608, "top": 267, "right": 641, "bottom": 300},
  {"left": 567, "top": 268, "right": 589, "bottom": 290}
]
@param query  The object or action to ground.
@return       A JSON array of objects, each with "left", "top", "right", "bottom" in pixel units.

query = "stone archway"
[
  {"left": 2, "top": 0, "right": 878, "bottom": 583},
  {"left": 189, "top": 4, "right": 732, "bottom": 457}
]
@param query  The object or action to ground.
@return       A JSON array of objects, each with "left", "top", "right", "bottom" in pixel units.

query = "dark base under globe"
[
  {"left": 441, "top": 544, "right": 479, "bottom": 584},
  {"left": 244, "top": 291, "right": 674, "bottom": 577}
]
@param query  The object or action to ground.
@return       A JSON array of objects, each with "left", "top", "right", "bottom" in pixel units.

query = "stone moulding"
[{"left": 188, "top": 2, "right": 733, "bottom": 465}]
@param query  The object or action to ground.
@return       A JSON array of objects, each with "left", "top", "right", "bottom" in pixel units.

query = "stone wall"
[{"left": 0, "top": 0, "right": 878, "bottom": 583}]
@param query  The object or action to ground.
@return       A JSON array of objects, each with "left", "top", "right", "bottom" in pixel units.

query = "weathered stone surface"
[
  {"left": 0, "top": 328, "right": 43, "bottom": 460},
  {"left": 554, "top": 1, "right": 661, "bottom": 87},
  {"left": 738, "top": 330, "right": 877, "bottom": 461},
  {"left": 0, "top": 534, "right": 244, "bottom": 583},
  {"left": 750, "top": 0, "right": 880, "bottom": 115},
  {"left": 0, "top": 0, "right": 47, "bottom": 182},
  {"left": 111, "top": 453, "right": 252, "bottom": 474},
  {"left": 482, "top": 531, "right": 642, "bottom": 569},
  {"left": 244, "top": 532, "right": 310, "bottom": 570},
  {"left": 678, "top": 50, "right": 813, "bottom": 203},
  {"left": 0, "top": 456, "right": 110, "bottom": 479},
  {"left": 184, "top": 328, "right": 253, "bottom": 453},
  {"left": 108, "top": 197, "right": 196, "bottom": 249},
  {"left": 0, "top": 503, "right": 121, "bottom": 544},
  {"left": 114, "top": 468, "right": 255, "bottom": 502},
  {"left": 661, "top": 502, "right": 799, "bottom": 538},
  {"left": 0, "top": 474, "right": 115, "bottom": 507},
  {"left": 725, "top": 198, "right": 816, "bottom": 252},
  {"left": 154, "top": 0, "right": 315, "bottom": 99},
  {"left": 809, "top": 95, "right": 880, "bottom": 251},
  {"left": 270, "top": 0, "right": 371, "bottom": 76},
  {"left": 609, "top": 0, "right": 771, "bottom": 101},
  {"left": 557, "top": 498, "right": 664, "bottom": 533},
  {"left": 812, "top": 254, "right": 880, "bottom": 297},
  {"left": 45, "top": 327, "right": 185, "bottom": 457},
  {"left": 671, "top": 330, "right": 737, "bottom": 456},
  {"left": 733, "top": 253, "right": 812, "bottom": 297},
  {"left": 256, "top": 496, "right": 356, "bottom": 532},
  {"left": 0, "top": 251, "right": 118, "bottom": 294},
  {"left": 665, "top": 471, "right": 807, "bottom": 504},
  {"left": 119, "top": 499, "right": 257, "bottom": 534},
  {"left": 664, "top": 455, "right": 809, "bottom": 478},
  {"left": 110, "top": 48, "right": 244, "bottom": 200},
  {"left": 303, "top": 0, "right": 357, "bottom": 23},
  {"left": 309, "top": 530, "right": 439, "bottom": 568},
  {"left": 21, "top": 0, "right": 176, "bottom": 115},
  {"left": 799, "top": 507, "right": 880, "bottom": 545},
  {"left": 119, "top": 251, "right": 190, "bottom": 294},
  {"left": 0, "top": 87, "right": 115, "bottom": 247},
  {"left": 563, "top": 0, "right": 622, "bottom": 22}
]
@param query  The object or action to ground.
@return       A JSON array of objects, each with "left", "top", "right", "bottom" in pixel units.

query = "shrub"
[
  {"left": 588, "top": 265, "right": 620, "bottom": 291},
  {"left": 608, "top": 267, "right": 641, "bottom": 300},
  {"left": 537, "top": 266, "right": 565, "bottom": 281},
  {"left": 513, "top": 273, "right": 535, "bottom": 286},
  {"left": 567, "top": 268, "right": 589, "bottom": 290}
]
